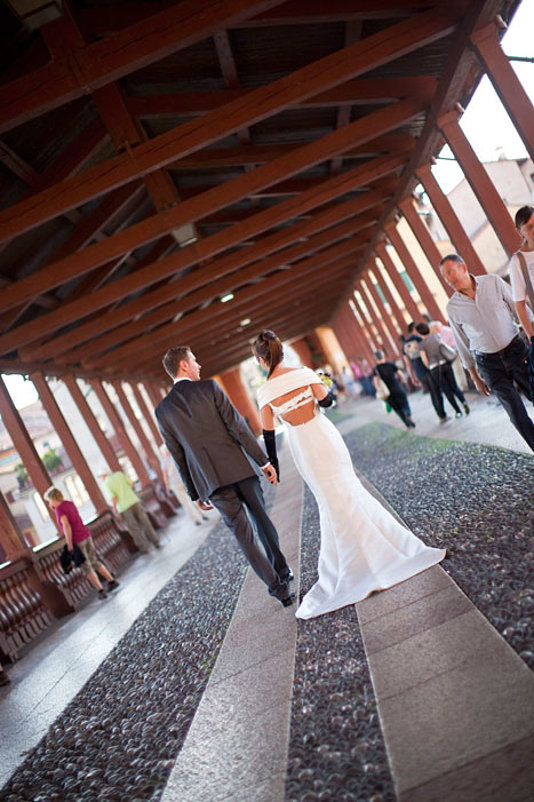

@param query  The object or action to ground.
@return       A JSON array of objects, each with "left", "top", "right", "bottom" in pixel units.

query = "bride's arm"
[
  {"left": 311, "top": 382, "right": 333, "bottom": 407},
  {"left": 260, "top": 404, "right": 280, "bottom": 481}
]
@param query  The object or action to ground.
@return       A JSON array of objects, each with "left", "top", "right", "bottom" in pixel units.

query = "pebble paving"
[
  {"left": 344, "top": 422, "right": 534, "bottom": 671},
  {"left": 0, "top": 518, "right": 249, "bottom": 802},
  {"left": 285, "top": 421, "right": 533, "bottom": 802},
  {"left": 2, "top": 425, "right": 532, "bottom": 801}
]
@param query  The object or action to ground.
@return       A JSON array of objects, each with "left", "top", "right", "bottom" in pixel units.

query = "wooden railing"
[
  {"left": 0, "top": 558, "right": 54, "bottom": 662},
  {"left": 88, "top": 510, "right": 134, "bottom": 573},
  {"left": 138, "top": 484, "right": 168, "bottom": 528}
]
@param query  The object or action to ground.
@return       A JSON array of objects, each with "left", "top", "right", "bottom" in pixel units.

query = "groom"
[{"left": 155, "top": 346, "right": 295, "bottom": 606}]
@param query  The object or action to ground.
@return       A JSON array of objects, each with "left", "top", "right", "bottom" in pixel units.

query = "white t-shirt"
[{"left": 509, "top": 250, "right": 534, "bottom": 302}]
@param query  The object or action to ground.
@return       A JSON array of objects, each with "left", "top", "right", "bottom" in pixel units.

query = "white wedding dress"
[{"left": 257, "top": 367, "right": 446, "bottom": 619}]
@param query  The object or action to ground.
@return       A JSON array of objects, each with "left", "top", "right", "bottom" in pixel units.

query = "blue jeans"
[{"left": 475, "top": 336, "right": 534, "bottom": 451}]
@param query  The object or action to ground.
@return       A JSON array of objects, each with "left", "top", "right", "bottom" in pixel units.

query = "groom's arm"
[
  {"left": 156, "top": 415, "right": 199, "bottom": 501},
  {"left": 211, "top": 380, "right": 269, "bottom": 467}
]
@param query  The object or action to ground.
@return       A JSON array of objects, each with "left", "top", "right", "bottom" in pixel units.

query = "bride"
[{"left": 253, "top": 330, "right": 446, "bottom": 619}]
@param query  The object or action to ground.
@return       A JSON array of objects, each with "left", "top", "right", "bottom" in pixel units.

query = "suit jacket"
[{"left": 155, "top": 379, "right": 267, "bottom": 501}]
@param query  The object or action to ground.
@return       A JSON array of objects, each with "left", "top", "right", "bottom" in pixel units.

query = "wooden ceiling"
[{"left": 0, "top": 0, "right": 518, "bottom": 383}]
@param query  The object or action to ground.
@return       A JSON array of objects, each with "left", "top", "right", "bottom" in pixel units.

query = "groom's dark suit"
[{"left": 155, "top": 378, "right": 291, "bottom": 599}]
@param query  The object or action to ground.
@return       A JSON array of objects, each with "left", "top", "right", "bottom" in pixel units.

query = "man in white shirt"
[
  {"left": 440, "top": 254, "right": 534, "bottom": 451},
  {"left": 510, "top": 205, "right": 534, "bottom": 341}
]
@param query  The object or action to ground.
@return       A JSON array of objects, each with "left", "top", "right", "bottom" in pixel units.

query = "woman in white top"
[
  {"left": 510, "top": 205, "right": 534, "bottom": 340},
  {"left": 253, "top": 330, "right": 446, "bottom": 620}
]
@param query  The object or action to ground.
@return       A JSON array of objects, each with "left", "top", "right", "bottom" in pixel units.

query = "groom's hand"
[
  {"left": 196, "top": 499, "right": 213, "bottom": 511},
  {"left": 262, "top": 464, "right": 278, "bottom": 485}
]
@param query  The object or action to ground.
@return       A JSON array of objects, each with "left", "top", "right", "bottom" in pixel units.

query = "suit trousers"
[
  {"left": 209, "top": 476, "right": 290, "bottom": 597},
  {"left": 475, "top": 336, "right": 534, "bottom": 451}
]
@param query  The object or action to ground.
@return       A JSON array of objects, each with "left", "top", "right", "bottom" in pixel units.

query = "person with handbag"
[
  {"left": 415, "top": 322, "right": 469, "bottom": 421},
  {"left": 440, "top": 253, "right": 534, "bottom": 451},
  {"left": 44, "top": 487, "right": 120, "bottom": 599},
  {"left": 509, "top": 205, "right": 534, "bottom": 401},
  {"left": 372, "top": 350, "right": 415, "bottom": 429}
]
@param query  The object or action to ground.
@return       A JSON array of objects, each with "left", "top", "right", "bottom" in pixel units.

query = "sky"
[{"left": 2, "top": 0, "right": 534, "bottom": 410}]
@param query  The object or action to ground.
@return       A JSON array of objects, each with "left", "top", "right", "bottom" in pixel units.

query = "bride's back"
[{"left": 267, "top": 368, "right": 317, "bottom": 427}]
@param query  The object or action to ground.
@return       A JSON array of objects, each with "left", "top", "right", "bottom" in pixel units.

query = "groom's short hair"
[{"left": 163, "top": 346, "right": 192, "bottom": 379}]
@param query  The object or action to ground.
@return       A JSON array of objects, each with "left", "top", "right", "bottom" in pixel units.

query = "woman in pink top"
[{"left": 45, "top": 487, "right": 118, "bottom": 600}]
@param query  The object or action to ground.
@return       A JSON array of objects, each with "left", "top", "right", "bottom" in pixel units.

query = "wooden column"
[
  {"left": 63, "top": 374, "right": 121, "bottom": 473},
  {"left": 397, "top": 197, "right": 450, "bottom": 292},
  {"left": 368, "top": 258, "right": 408, "bottom": 334},
  {"left": 438, "top": 111, "right": 519, "bottom": 257},
  {"left": 0, "top": 375, "right": 54, "bottom": 501},
  {"left": 471, "top": 23, "right": 534, "bottom": 163},
  {"left": 219, "top": 367, "right": 262, "bottom": 436},
  {"left": 363, "top": 272, "right": 403, "bottom": 352},
  {"left": 352, "top": 291, "right": 383, "bottom": 352},
  {"left": 31, "top": 372, "right": 108, "bottom": 513},
  {"left": 385, "top": 223, "right": 445, "bottom": 322},
  {"left": 350, "top": 296, "right": 377, "bottom": 354},
  {"left": 90, "top": 380, "right": 151, "bottom": 486},
  {"left": 416, "top": 164, "right": 487, "bottom": 275},
  {"left": 144, "top": 382, "right": 165, "bottom": 410},
  {"left": 111, "top": 380, "right": 164, "bottom": 484},
  {"left": 375, "top": 243, "right": 421, "bottom": 321},
  {"left": 332, "top": 309, "right": 356, "bottom": 365},
  {"left": 358, "top": 279, "right": 398, "bottom": 358},
  {"left": 344, "top": 302, "right": 376, "bottom": 363},
  {"left": 290, "top": 337, "right": 314, "bottom": 368},
  {"left": 0, "top": 492, "right": 28, "bottom": 562},
  {"left": 131, "top": 383, "right": 164, "bottom": 449}
]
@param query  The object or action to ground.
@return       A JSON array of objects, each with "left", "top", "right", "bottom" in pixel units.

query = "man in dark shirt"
[{"left": 402, "top": 322, "right": 445, "bottom": 421}]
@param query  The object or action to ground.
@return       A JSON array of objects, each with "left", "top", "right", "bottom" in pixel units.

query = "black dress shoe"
[
  {"left": 282, "top": 570, "right": 294, "bottom": 582},
  {"left": 280, "top": 593, "right": 296, "bottom": 607}
]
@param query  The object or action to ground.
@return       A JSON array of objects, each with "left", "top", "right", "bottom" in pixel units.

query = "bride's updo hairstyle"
[{"left": 253, "top": 330, "right": 284, "bottom": 377}]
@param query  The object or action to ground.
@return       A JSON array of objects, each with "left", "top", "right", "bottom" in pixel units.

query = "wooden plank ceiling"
[{"left": 0, "top": 0, "right": 518, "bottom": 382}]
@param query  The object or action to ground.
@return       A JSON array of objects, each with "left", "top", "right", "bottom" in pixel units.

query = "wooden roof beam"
[
  {"left": 0, "top": 8, "right": 450, "bottom": 243},
  {"left": 127, "top": 77, "right": 438, "bottom": 119},
  {"left": 84, "top": 249, "right": 361, "bottom": 370},
  {"left": 101, "top": 266, "right": 352, "bottom": 375},
  {"left": 78, "top": 0, "right": 435, "bottom": 37},
  {"left": 62, "top": 216, "right": 379, "bottom": 367},
  {"left": 0, "top": 94, "right": 425, "bottom": 329},
  {"left": 20, "top": 151, "right": 403, "bottom": 361},
  {"left": 0, "top": 0, "right": 286, "bottom": 134}
]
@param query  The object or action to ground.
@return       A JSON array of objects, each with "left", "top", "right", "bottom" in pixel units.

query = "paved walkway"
[{"left": 1, "top": 389, "right": 533, "bottom": 800}]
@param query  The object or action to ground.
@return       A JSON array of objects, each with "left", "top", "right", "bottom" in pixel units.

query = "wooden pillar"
[
  {"left": 385, "top": 223, "right": 445, "bottom": 322},
  {"left": 0, "top": 492, "right": 28, "bottom": 562},
  {"left": 397, "top": 197, "right": 450, "bottom": 292},
  {"left": 363, "top": 272, "right": 403, "bottom": 354},
  {"left": 130, "top": 382, "right": 164, "bottom": 449},
  {"left": 332, "top": 309, "right": 356, "bottom": 365},
  {"left": 358, "top": 279, "right": 398, "bottom": 357},
  {"left": 144, "top": 382, "right": 164, "bottom": 411},
  {"left": 111, "top": 380, "right": 164, "bottom": 484},
  {"left": 0, "top": 375, "right": 54, "bottom": 501},
  {"left": 416, "top": 164, "right": 487, "bottom": 275},
  {"left": 344, "top": 302, "right": 376, "bottom": 363},
  {"left": 31, "top": 372, "right": 108, "bottom": 513},
  {"left": 351, "top": 294, "right": 380, "bottom": 353},
  {"left": 289, "top": 337, "right": 314, "bottom": 368},
  {"left": 218, "top": 367, "right": 262, "bottom": 436},
  {"left": 90, "top": 380, "right": 151, "bottom": 486},
  {"left": 368, "top": 258, "right": 408, "bottom": 334},
  {"left": 471, "top": 23, "right": 534, "bottom": 163},
  {"left": 375, "top": 243, "right": 421, "bottom": 321},
  {"left": 63, "top": 374, "right": 121, "bottom": 473},
  {"left": 438, "top": 112, "right": 519, "bottom": 256},
  {"left": 353, "top": 290, "right": 384, "bottom": 351}
]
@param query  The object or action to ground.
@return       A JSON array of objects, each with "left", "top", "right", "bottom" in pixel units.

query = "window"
[{"left": 65, "top": 474, "right": 89, "bottom": 506}]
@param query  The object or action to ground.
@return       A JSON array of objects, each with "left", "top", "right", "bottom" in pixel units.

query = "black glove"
[
  {"left": 262, "top": 429, "right": 280, "bottom": 481},
  {"left": 318, "top": 393, "right": 333, "bottom": 408}
]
